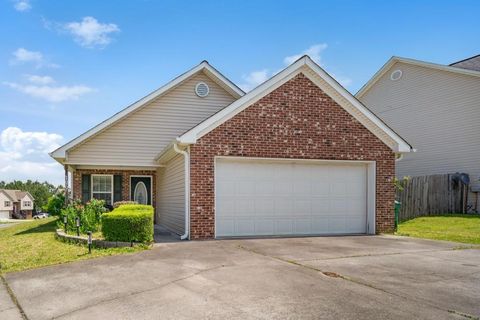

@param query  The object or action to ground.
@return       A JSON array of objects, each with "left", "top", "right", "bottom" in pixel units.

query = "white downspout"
[{"left": 173, "top": 143, "right": 190, "bottom": 240}]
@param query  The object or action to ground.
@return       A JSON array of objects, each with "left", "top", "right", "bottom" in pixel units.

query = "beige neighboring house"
[
  {"left": 356, "top": 54, "right": 480, "bottom": 210},
  {"left": 0, "top": 189, "right": 35, "bottom": 219}
]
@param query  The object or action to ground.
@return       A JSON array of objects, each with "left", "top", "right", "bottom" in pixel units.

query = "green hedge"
[{"left": 101, "top": 204, "right": 154, "bottom": 243}]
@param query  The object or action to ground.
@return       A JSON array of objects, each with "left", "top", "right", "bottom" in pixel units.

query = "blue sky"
[{"left": 1, "top": 0, "right": 479, "bottom": 185}]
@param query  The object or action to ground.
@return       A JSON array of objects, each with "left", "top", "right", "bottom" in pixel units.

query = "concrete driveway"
[{"left": 4, "top": 235, "right": 480, "bottom": 320}]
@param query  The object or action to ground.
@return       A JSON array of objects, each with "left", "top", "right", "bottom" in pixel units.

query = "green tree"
[{"left": 43, "top": 193, "right": 65, "bottom": 216}]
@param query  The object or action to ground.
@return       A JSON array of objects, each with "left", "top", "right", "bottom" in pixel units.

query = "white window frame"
[
  {"left": 91, "top": 174, "right": 114, "bottom": 204},
  {"left": 4, "top": 201, "right": 10, "bottom": 207},
  {"left": 23, "top": 201, "right": 31, "bottom": 207}
]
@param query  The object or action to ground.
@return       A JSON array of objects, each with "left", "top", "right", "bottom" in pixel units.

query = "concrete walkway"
[
  {"left": 4, "top": 235, "right": 480, "bottom": 320},
  {"left": 0, "top": 277, "right": 23, "bottom": 320}
]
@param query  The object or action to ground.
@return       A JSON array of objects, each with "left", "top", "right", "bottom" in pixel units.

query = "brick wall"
[
  {"left": 72, "top": 169, "right": 156, "bottom": 208},
  {"left": 189, "top": 73, "right": 396, "bottom": 239}
]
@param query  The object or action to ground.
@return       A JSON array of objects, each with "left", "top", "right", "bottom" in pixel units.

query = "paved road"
[{"left": 4, "top": 235, "right": 480, "bottom": 319}]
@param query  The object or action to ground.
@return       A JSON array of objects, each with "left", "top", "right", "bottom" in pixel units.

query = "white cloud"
[
  {"left": 239, "top": 69, "right": 269, "bottom": 92},
  {"left": 4, "top": 82, "right": 94, "bottom": 102},
  {"left": 10, "top": 48, "right": 59, "bottom": 68},
  {"left": 3, "top": 77, "right": 94, "bottom": 102},
  {"left": 11, "top": 48, "right": 42, "bottom": 64},
  {"left": 0, "top": 127, "right": 64, "bottom": 184},
  {"left": 64, "top": 16, "right": 120, "bottom": 48},
  {"left": 25, "top": 74, "right": 55, "bottom": 85},
  {"left": 1, "top": 127, "right": 63, "bottom": 159},
  {"left": 240, "top": 43, "right": 352, "bottom": 91},
  {"left": 283, "top": 43, "right": 328, "bottom": 65},
  {"left": 13, "top": 0, "right": 31, "bottom": 12}
]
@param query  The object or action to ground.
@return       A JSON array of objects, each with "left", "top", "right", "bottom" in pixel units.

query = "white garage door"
[
  {"left": 0, "top": 210, "right": 10, "bottom": 220},
  {"left": 215, "top": 158, "right": 369, "bottom": 238}
]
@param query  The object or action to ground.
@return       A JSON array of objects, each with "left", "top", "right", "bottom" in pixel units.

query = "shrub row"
[{"left": 101, "top": 204, "right": 154, "bottom": 243}]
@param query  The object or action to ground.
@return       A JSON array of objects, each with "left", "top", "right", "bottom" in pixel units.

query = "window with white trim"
[
  {"left": 4, "top": 201, "right": 10, "bottom": 207},
  {"left": 23, "top": 201, "right": 31, "bottom": 207},
  {"left": 92, "top": 175, "right": 113, "bottom": 205}
]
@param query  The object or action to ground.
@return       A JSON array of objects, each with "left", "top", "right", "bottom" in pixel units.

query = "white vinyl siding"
[
  {"left": 67, "top": 72, "right": 236, "bottom": 166},
  {"left": 0, "top": 193, "right": 12, "bottom": 211},
  {"left": 156, "top": 155, "right": 185, "bottom": 234},
  {"left": 359, "top": 62, "right": 480, "bottom": 202}
]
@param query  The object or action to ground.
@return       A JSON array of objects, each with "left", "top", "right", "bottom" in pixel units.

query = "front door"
[{"left": 130, "top": 176, "right": 152, "bottom": 205}]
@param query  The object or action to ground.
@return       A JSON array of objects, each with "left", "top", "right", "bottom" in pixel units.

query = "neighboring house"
[
  {"left": 0, "top": 189, "right": 35, "bottom": 219},
  {"left": 356, "top": 54, "right": 480, "bottom": 209},
  {"left": 50, "top": 56, "right": 412, "bottom": 240}
]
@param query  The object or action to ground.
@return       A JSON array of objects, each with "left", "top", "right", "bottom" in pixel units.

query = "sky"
[{"left": 0, "top": 0, "right": 479, "bottom": 185}]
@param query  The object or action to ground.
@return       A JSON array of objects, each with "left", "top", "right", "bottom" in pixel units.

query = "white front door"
[{"left": 215, "top": 158, "right": 370, "bottom": 238}]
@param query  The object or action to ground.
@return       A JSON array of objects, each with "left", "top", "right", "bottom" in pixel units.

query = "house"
[
  {"left": 356, "top": 55, "right": 480, "bottom": 210},
  {"left": 50, "top": 55, "right": 412, "bottom": 240},
  {"left": 0, "top": 189, "right": 35, "bottom": 219}
]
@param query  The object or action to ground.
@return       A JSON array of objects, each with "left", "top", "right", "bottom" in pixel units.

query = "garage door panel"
[
  {"left": 294, "top": 219, "right": 311, "bottom": 234},
  {"left": 255, "top": 198, "right": 275, "bottom": 214},
  {"left": 238, "top": 181, "right": 255, "bottom": 195},
  {"left": 294, "top": 199, "right": 312, "bottom": 215},
  {"left": 347, "top": 217, "right": 367, "bottom": 233},
  {"left": 328, "top": 217, "right": 347, "bottom": 233},
  {"left": 293, "top": 181, "right": 311, "bottom": 195},
  {"left": 275, "top": 198, "right": 294, "bottom": 216},
  {"left": 255, "top": 219, "right": 275, "bottom": 235},
  {"left": 216, "top": 159, "right": 368, "bottom": 237},
  {"left": 276, "top": 219, "right": 294, "bottom": 234},
  {"left": 274, "top": 181, "right": 293, "bottom": 195},
  {"left": 255, "top": 181, "right": 275, "bottom": 195},
  {"left": 237, "top": 199, "right": 255, "bottom": 214},
  {"left": 311, "top": 182, "right": 330, "bottom": 196}
]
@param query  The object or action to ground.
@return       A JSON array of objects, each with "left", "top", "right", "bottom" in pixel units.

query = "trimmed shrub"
[
  {"left": 113, "top": 201, "right": 138, "bottom": 208},
  {"left": 101, "top": 205, "right": 154, "bottom": 243}
]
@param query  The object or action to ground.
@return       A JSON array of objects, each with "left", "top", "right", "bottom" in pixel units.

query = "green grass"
[
  {"left": 396, "top": 214, "right": 480, "bottom": 244},
  {"left": 0, "top": 218, "right": 148, "bottom": 274}
]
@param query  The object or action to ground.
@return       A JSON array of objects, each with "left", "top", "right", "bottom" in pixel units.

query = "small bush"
[
  {"left": 101, "top": 205, "right": 153, "bottom": 243},
  {"left": 113, "top": 201, "right": 138, "bottom": 208},
  {"left": 59, "top": 199, "right": 106, "bottom": 234}
]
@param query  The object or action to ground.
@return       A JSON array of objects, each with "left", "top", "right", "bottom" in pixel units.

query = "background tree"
[
  {"left": 43, "top": 193, "right": 65, "bottom": 216},
  {"left": 0, "top": 180, "right": 61, "bottom": 211}
]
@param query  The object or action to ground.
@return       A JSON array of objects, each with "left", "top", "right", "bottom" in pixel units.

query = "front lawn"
[
  {"left": 0, "top": 218, "right": 147, "bottom": 274},
  {"left": 396, "top": 214, "right": 480, "bottom": 244}
]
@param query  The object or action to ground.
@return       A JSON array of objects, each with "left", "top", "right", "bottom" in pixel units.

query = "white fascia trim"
[
  {"left": 50, "top": 61, "right": 244, "bottom": 159},
  {"left": 356, "top": 56, "right": 480, "bottom": 98},
  {"left": 178, "top": 56, "right": 412, "bottom": 153}
]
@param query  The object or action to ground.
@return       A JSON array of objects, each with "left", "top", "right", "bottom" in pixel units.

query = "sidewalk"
[{"left": 0, "top": 277, "right": 23, "bottom": 320}]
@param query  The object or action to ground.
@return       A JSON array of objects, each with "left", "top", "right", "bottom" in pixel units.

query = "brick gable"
[{"left": 189, "top": 73, "right": 395, "bottom": 239}]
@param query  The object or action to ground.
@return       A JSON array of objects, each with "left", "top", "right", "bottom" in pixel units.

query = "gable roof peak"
[
  {"left": 356, "top": 55, "right": 480, "bottom": 98},
  {"left": 176, "top": 54, "right": 412, "bottom": 153},
  {"left": 50, "top": 60, "right": 244, "bottom": 162}
]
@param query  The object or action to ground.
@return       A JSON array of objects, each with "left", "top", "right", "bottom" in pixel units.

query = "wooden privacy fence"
[{"left": 396, "top": 174, "right": 467, "bottom": 221}]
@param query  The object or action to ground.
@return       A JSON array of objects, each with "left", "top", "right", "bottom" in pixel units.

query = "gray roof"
[
  {"left": 450, "top": 54, "right": 480, "bottom": 72},
  {"left": 0, "top": 189, "right": 34, "bottom": 201}
]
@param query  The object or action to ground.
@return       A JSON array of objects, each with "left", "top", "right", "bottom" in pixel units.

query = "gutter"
[{"left": 173, "top": 143, "right": 190, "bottom": 240}]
